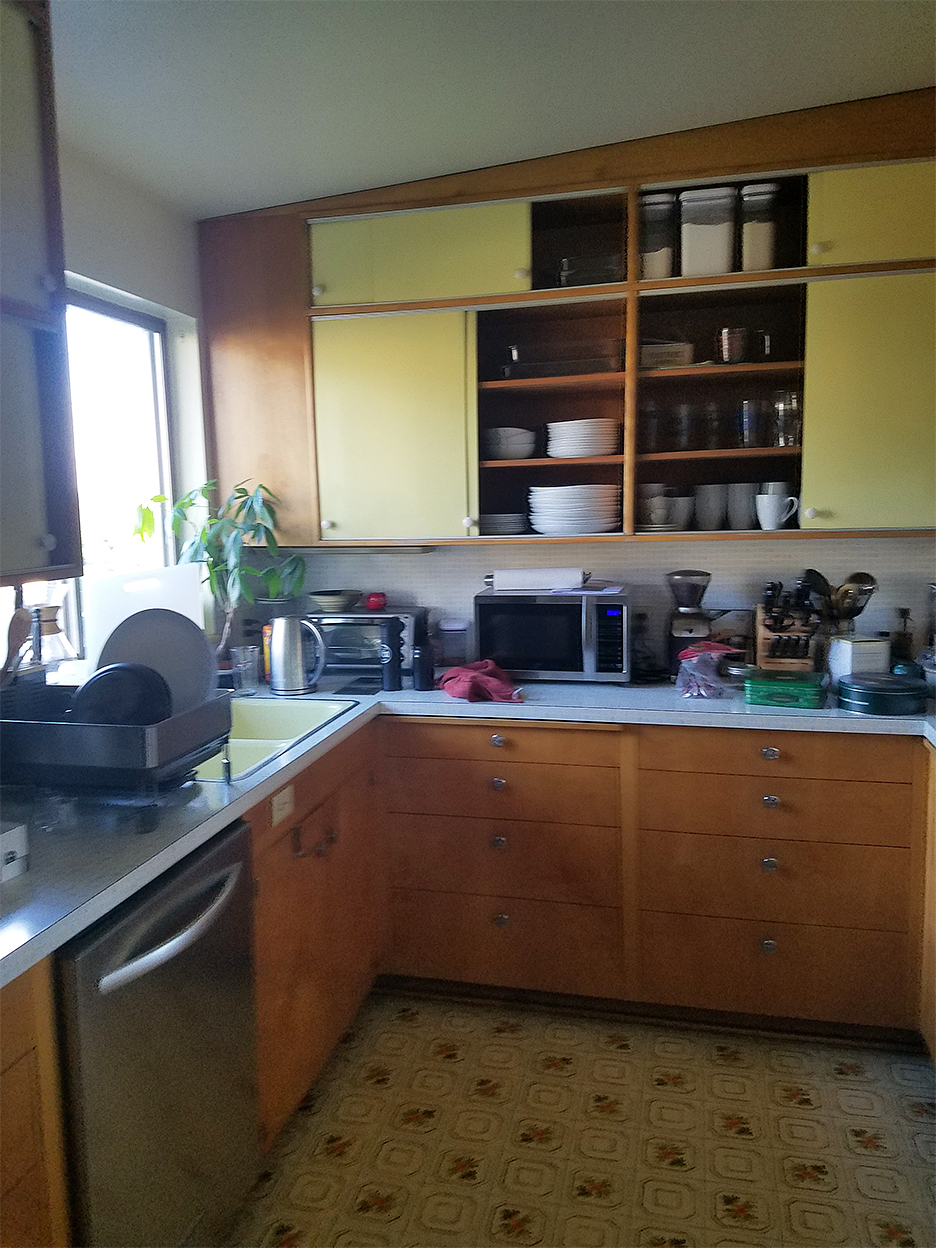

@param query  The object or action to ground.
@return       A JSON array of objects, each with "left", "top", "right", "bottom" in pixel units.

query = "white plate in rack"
[{"left": 98, "top": 608, "right": 217, "bottom": 713}]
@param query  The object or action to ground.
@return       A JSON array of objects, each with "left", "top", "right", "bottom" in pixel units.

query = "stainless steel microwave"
[
  {"left": 305, "top": 609, "right": 426, "bottom": 673},
  {"left": 473, "top": 589, "right": 629, "bottom": 682}
]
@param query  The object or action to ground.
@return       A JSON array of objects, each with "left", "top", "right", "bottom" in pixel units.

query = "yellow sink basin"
[
  {"left": 228, "top": 698, "right": 356, "bottom": 741},
  {"left": 196, "top": 698, "right": 357, "bottom": 780}
]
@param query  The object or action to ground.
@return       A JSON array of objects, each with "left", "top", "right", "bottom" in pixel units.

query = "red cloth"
[{"left": 437, "top": 660, "right": 521, "bottom": 703}]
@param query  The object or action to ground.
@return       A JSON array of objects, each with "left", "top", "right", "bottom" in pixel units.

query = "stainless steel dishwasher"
[{"left": 57, "top": 821, "right": 261, "bottom": 1247}]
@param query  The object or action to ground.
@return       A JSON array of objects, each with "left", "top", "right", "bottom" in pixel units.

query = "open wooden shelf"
[
  {"left": 481, "top": 455, "right": 625, "bottom": 468},
  {"left": 639, "top": 361, "right": 804, "bottom": 380},
  {"left": 479, "top": 371, "right": 626, "bottom": 392},
  {"left": 637, "top": 446, "right": 801, "bottom": 463}
]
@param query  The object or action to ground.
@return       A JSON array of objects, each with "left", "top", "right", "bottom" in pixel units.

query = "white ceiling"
[{"left": 48, "top": 0, "right": 935, "bottom": 223}]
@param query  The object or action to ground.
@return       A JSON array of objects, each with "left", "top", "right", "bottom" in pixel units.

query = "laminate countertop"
[{"left": 2, "top": 679, "right": 933, "bottom": 988}]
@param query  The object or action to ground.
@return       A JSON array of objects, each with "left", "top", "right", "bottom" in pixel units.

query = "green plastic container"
[{"left": 744, "top": 670, "right": 826, "bottom": 709}]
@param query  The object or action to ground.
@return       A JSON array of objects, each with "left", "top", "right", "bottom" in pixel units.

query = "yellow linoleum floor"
[{"left": 228, "top": 991, "right": 936, "bottom": 1248}]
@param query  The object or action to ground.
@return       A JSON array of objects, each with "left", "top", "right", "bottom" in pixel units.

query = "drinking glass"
[
  {"left": 772, "top": 390, "right": 802, "bottom": 447},
  {"left": 232, "top": 645, "right": 261, "bottom": 696}
]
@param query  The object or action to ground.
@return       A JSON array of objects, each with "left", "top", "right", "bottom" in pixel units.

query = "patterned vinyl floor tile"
[{"left": 226, "top": 992, "right": 935, "bottom": 1248}]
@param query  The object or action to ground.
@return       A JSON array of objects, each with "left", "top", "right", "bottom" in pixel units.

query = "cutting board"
[{"left": 81, "top": 564, "right": 207, "bottom": 669}]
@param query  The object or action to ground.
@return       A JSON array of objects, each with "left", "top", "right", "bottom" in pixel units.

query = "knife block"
[{"left": 755, "top": 605, "right": 818, "bottom": 671}]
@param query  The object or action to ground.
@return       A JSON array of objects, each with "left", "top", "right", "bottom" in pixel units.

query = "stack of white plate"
[
  {"left": 528, "top": 484, "right": 621, "bottom": 535},
  {"left": 546, "top": 418, "right": 619, "bottom": 458},
  {"left": 478, "top": 513, "right": 527, "bottom": 535}
]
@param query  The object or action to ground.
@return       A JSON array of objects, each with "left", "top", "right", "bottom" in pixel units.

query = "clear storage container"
[
  {"left": 740, "top": 182, "right": 779, "bottom": 272},
  {"left": 639, "top": 193, "right": 675, "bottom": 280},
  {"left": 678, "top": 186, "right": 736, "bottom": 276}
]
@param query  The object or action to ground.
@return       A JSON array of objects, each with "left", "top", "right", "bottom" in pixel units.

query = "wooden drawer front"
[
  {"left": 390, "top": 889, "right": 625, "bottom": 999},
  {"left": 639, "top": 725, "right": 913, "bottom": 783},
  {"left": 0, "top": 1051, "right": 41, "bottom": 1196},
  {"left": 384, "top": 720, "right": 621, "bottom": 767},
  {"left": 0, "top": 1155, "right": 53, "bottom": 1248},
  {"left": 636, "top": 911, "right": 911, "bottom": 1029},
  {"left": 390, "top": 814, "right": 620, "bottom": 906},
  {"left": 638, "top": 829, "right": 909, "bottom": 931},
  {"left": 385, "top": 757, "right": 620, "bottom": 827},
  {"left": 639, "top": 770, "right": 911, "bottom": 846},
  {"left": 0, "top": 973, "right": 35, "bottom": 1072}
]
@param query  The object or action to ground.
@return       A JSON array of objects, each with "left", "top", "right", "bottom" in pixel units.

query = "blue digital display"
[{"left": 604, "top": 608, "right": 622, "bottom": 617}]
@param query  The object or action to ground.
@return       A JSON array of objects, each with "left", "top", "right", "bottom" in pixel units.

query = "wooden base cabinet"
[
  {"left": 251, "top": 728, "right": 387, "bottom": 1148},
  {"left": 634, "top": 726, "right": 918, "bottom": 1029},
  {"left": 0, "top": 958, "right": 69, "bottom": 1248},
  {"left": 384, "top": 719, "right": 628, "bottom": 999}
]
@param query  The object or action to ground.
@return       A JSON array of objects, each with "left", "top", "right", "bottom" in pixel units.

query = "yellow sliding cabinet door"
[
  {"left": 800, "top": 272, "right": 935, "bottom": 530},
  {"left": 807, "top": 162, "right": 935, "bottom": 266},
  {"left": 313, "top": 310, "right": 476, "bottom": 540},
  {"left": 310, "top": 201, "right": 531, "bottom": 305}
]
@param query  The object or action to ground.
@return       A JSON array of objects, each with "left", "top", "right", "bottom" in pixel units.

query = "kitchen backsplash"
[{"left": 290, "top": 533, "right": 936, "bottom": 662}]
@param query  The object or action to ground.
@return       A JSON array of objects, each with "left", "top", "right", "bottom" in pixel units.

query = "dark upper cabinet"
[{"left": 0, "top": 0, "right": 81, "bottom": 586}]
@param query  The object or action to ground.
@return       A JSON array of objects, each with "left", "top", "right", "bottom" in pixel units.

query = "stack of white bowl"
[
  {"left": 478, "top": 513, "right": 527, "bottom": 535},
  {"left": 528, "top": 484, "right": 621, "bottom": 535},
  {"left": 483, "top": 427, "right": 536, "bottom": 460},
  {"left": 546, "top": 418, "right": 619, "bottom": 458}
]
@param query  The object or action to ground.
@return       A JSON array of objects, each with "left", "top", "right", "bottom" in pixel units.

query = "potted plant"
[{"left": 136, "top": 480, "right": 305, "bottom": 656}]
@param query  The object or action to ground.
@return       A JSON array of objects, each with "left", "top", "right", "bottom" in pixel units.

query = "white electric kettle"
[{"left": 268, "top": 616, "right": 327, "bottom": 695}]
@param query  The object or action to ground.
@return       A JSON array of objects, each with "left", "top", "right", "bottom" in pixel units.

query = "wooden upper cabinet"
[
  {"left": 313, "top": 309, "right": 477, "bottom": 539},
  {"left": 800, "top": 271, "right": 935, "bottom": 530},
  {"left": 807, "top": 162, "right": 936, "bottom": 266},
  {"left": 0, "top": 1, "right": 53, "bottom": 312},
  {"left": 0, "top": 0, "right": 81, "bottom": 586},
  {"left": 310, "top": 201, "right": 532, "bottom": 305}
]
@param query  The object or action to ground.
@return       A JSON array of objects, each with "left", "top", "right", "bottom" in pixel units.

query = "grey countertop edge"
[{"left": 2, "top": 685, "right": 933, "bottom": 988}]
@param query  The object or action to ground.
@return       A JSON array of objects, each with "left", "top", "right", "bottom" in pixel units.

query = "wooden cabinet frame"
[{"left": 198, "top": 89, "right": 934, "bottom": 547}]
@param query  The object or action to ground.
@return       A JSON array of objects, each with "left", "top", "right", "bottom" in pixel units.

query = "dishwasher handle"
[{"left": 97, "top": 863, "right": 242, "bottom": 996}]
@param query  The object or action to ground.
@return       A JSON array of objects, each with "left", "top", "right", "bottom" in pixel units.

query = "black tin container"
[{"left": 836, "top": 673, "right": 929, "bottom": 716}]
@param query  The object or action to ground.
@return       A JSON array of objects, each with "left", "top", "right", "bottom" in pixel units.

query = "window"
[
  {"left": 65, "top": 295, "right": 173, "bottom": 576},
  {"left": 0, "top": 296, "right": 176, "bottom": 660}
]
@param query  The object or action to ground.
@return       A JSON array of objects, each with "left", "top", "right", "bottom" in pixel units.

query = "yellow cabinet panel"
[
  {"left": 801, "top": 272, "right": 935, "bottom": 530},
  {"left": 311, "top": 201, "right": 531, "bottom": 305},
  {"left": 309, "top": 217, "right": 375, "bottom": 306},
  {"left": 313, "top": 311, "right": 474, "bottom": 539},
  {"left": 807, "top": 162, "right": 935, "bottom": 265}
]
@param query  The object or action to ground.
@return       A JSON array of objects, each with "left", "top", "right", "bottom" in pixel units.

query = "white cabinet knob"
[
  {"left": 514, "top": 268, "right": 531, "bottom": 280},
  {"left": 803, "top": 507, "right": 818, "bottom": 520},
  {"left": 320, "top": 519, "right": 335, "bottom": 531},
  {"left": 39, "top": 273, "right": 58, "bottom": 293},
  {"left": 808, "top": 242, "right": 831, "bottom": 255},
  {"left": 38, "top": 532, "right": 57, "bottom": 551},
  {"left": 462, "top": 517, "right": 477, "bottom": 529},
  {"left": 311, "top": 285, "right": 325, "bottom": 297}
]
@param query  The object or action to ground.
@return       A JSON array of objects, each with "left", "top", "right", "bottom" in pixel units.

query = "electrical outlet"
[{"left": 271, "top": 785, "right": 295, "bottom": 828}]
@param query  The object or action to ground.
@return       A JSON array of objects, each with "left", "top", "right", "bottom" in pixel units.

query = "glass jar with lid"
[
  {"left": 678, "top": 186, "right": 736, "bottom": 276},
  {"left": 639, "top": 193, "right": 676, "bottom": 280},
  {"left": 740, "top": 182, "right": 780, "bottom": 272}
]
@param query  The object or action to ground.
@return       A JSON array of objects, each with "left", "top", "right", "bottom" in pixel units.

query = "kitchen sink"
[{"left": 196, "top": 698, "right": 357, "bottom": 780}]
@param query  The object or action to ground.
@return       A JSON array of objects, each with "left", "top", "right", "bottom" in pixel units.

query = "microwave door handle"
[
  {"left": 97, "top": 864, "right": 241, "bottom": 996},
  {"left": 583, "top": 599, "right": 596, "bottom": 676}
]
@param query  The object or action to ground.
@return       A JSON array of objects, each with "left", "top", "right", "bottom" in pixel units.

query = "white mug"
[
  {"left": 642, "top": 496, "right": 671, "bottom": 525},
  {"left": 670, "top": 496, "right": 694, "bottom": 529},
  {"left": 727, "top": 482, "right": 758, "bottom": 530},
  {"left": 756, "top": 493, "right": 799, "bottom": 530},
  {"left": 694, "top": 482, "right": 728, "bottom": 531}
]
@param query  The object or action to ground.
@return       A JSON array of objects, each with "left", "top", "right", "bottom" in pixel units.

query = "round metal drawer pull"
[
  {"left": 493, "top": 913, "right": 510, "bottom": 926},
  {"left": 761, "top": 939, "right": 778, "bottom": 954},
  {"left": 762, "top": 795, "right": 781, "bottom": 809},
  {"left": 492, "top": 835, "right": 507, "bottom": 849},
  {"left": 491, "top": 777, "right": 507, "bottom": 791},
  {"left": 761, "top": 857, "right": 779, "bottom": 872},
  {"left": 490, "top": 734, "right": 505, "bottom": 747},
  {"left": 761, "top": 746, "right": 780, "bottom": 760}
]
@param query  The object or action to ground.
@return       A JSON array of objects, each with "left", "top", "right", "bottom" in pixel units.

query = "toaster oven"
[{"left": 304, "top": 609, "right": 426, "bottom": 673}]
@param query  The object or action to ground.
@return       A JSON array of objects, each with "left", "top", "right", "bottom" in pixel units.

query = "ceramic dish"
[
  {"left": 71, "top": 663, "right": 173, "bottom": 725},
  {"left": 98, "top": 608, "right": 216, "bottom": 714}
]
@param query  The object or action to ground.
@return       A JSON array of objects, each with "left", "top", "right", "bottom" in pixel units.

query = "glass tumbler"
[
  {"left": 772, "top": 390, "right": 802, "bottom": 447},
  {"left": 232, "top": 645, "right": 261, "bottom": 696}
]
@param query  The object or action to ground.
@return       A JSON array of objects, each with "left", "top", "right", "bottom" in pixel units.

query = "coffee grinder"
[{"left": 666, "top": 569, "right": 714, "bottom": 676}]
